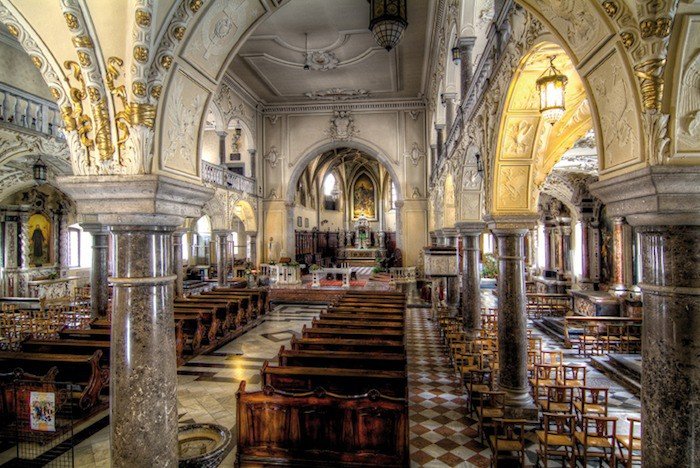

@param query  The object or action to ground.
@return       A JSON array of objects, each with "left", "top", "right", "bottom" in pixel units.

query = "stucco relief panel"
[
  {"left": 501, "top": 115, "right": 539, "bottom": 160},
  {"left": 527, "top": 0, "right": 608, "bottom": 63},
  {"left": 587, "top": 50, "right": 641, "bottom": 170},
  {"left": 160, "top": 69, "right": 208, "bottom": 177},
  {"left": 672, "top": 15, "right": 700, "bottom": 159},
  {"left": 182, "top": 0, "right": 266, "bottom": 80},
  {"left": 460, "top": 190, "right": 482, "bottom": 220},
  {"left": 495, "top": 164, "right": 531, "bottom": 211}
]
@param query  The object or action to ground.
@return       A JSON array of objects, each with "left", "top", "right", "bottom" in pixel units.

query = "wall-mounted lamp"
[
  {"left": 475, "top": 153, "right": 484, "bottom": 176},
  {"left": 451, "top": 47, "right": 460, "bottom": 65}
]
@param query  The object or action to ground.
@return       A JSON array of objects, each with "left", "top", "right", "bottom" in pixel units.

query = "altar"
[{"left": 337, "top": 215, "right": 386, "bottom": 267}]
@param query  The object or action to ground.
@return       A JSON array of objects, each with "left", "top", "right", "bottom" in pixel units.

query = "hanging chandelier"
[
  {"left": 536, "top": 55, "right": 568, "bottom": 125},
  {"left": 368, "top": 0, "right": 408, "bottom": 52},
  {"left": 33, "top": 156, "right": 47, "bottom": 184}
]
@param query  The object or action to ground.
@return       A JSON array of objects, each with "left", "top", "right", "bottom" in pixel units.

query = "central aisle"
[{"left": 406, "top": 307, "right": 489, "bottom": 467}]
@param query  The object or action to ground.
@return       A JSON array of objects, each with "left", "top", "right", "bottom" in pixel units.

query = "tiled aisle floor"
[{"left": 405, "top": 291, "right": 641, "bottom": 467}]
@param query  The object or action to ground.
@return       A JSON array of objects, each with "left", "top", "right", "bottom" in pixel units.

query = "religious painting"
[
  {"left": 30, "top": 391, "right": 56, "bottom": 432},
  {"left": 352, "top": 173, "right": 376, "bottom": 220},
  {"left": 28, "top": 213, "right": 51, "bottom": 267}
]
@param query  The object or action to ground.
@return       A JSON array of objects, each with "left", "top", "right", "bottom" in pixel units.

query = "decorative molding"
[
  {"left": 404, "top": 142, "right": 425, "bottom": 167},
  {"left": 305, "top": 88, "right": 370, "bottom": 101},
  {"left": 304, "top": 50, "right": 339, "bottom": 71},
  {"left": 261, "top": 99, "right": 425, "bottom": 114},
  {"left": 264, "top": 146, "right": 282, "bottom": 168}
]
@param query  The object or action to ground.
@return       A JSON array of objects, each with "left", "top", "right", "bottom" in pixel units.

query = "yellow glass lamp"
[{"left": 537, "top": 56, "right": 568, "bottom": 125}]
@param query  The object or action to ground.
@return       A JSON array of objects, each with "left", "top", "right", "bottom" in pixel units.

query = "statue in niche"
[{"left": 28, "top": 213, "right": 51, "bottom": 267}]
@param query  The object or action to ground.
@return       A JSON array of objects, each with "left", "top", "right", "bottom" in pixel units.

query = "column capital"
[
  {"left": 57, "top": 175, "right": 214, "bottom": 227},
  {"left": 441, "top": 92, "right": 458, "bottom": 102},
  {"left": 589, "top": 166, "right": 700, "bottom": 226},
  {"left": 442, "top": 227, "right": 458, "bottom": 238},
  {"left": 455, "top": 221, "right": 486, "bottom": 236},
  {"left": 486, "top": 214, "right": 539, "bottom": 234},
  {"left": 212, "top": 229, "right": 231, "bottom": 237},
  {"left": 216, "top": 130, "right": 228, "bottom": 138},
  {"left": 457, "top": 36, "right": 476, "bottom": 49},
  {"left": 79, "top": 223, "right": 109, "bottom": 234},
  {"left": 245, "top": 230, "right": 258, "bottom": 237}
]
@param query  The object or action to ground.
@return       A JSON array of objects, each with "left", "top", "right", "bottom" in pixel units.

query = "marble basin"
[{"left": 178, "top": 423, "right": 232, "bottom": 468}]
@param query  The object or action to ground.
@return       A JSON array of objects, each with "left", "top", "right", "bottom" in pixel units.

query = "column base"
[{"left": 503, "top": 403, "right": 539, "bottom": 421}]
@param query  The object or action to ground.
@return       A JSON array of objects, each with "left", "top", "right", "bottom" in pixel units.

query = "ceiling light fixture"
[
  {"left": 303, "top": 33, "right": 310, "bottom": 70},
  {"left": 33, "top": 156, "right": 47, "bottom": 184},
  {"left": 536, "top": 55, "right": 568, "bottom": 125},
  {"left": 368, "top": 0, "right": 408, "bottom": 52}
]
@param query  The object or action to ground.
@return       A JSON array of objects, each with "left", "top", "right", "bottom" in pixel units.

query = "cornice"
[{"left": 261, "top": 99, "right": 426, "bottom": 115}]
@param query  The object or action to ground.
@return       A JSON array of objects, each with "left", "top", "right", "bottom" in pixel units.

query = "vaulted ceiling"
[{"left": 228, "top": 0, "right": 432, "bottom": 104}]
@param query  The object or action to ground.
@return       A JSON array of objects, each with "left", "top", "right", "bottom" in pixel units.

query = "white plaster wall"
[{"left": 0, "top": 41, "right": 53, "bottom": 100}]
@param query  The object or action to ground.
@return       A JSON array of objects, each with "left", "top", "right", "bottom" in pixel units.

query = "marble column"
[
  {"left": 443, "top": 228, "right": 460, "bottom": 309},
  {"left": 542, "top": 222, "right": 552, "bottom": 272},
  {"left": 638, "top": 225, "right": 699, "bottom": 467},
  {"left": 611, "top": 216, "right": 629, "bottom": 294},
  {"left": 216, "top": 131, "right": 227, "bottom": 165},
  {"left": 246, "top": 231, "right": 257, "bottom": 265},
  {"left": 457, "top": 37, "right": 476, "bottom": 101},
  {"left": 109, "top": 223, "right": 178, "bottom": 467},
  {"left": 430, "top": 144, "right": 437, "bottom": 172},
  {"left": 562, "top": 224, "right": 572, "bottom": 275},
  {"left": 435, "top": 124, "right": 445, "bottom": 160},
  {"left": 82, "top": 224, "right": 110, "bottom": 319},
  {"left": 19, "top": 211, "right": 29, "bottom": 270},
  {"left": 394, "top": 200, "right": 404, "bottom": 251},
  {"left": 457, "top": 222, "right": 484, "bottom": 337},
  {"left": 490, "top": 219, "right": 536, "bottom": 413},
  {"left": 443, "top": 93, "right": 458, "bottom": 132},
  {"left": 590, "top": 166, "right": 700, "bottom": 467},
  {"left": 172, "top": 231, "right": 184, "bottom": 298},
  {"left": 215, "top": 231, "right": 228, "bottom": 287},
  {"left": 58, "top": 212, "right": 70, "bottom": 273},
  {"left": 248, "top": 149, "right": 256, "bottom": 180},
  {"left": 579, "top": 219, "right": 590, "bottom": 281}
]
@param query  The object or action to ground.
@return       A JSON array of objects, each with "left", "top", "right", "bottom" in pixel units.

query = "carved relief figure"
[{"left": 327, "top": 111, "right": 358, "bottom": 141}]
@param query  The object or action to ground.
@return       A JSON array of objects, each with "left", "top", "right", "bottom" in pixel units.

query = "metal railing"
[
  {"left": 0, "top": 82, "right": 63, "bottom": 138},
  {"left": 201, "top": 160, "right": 256, "bottom": 196}
]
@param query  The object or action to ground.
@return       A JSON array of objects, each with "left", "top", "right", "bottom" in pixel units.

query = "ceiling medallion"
[
  {"left": 304, "top": 50, "right": 339, "bottom": 71},
  {"left": 305, "top": 88, "right": 370, "bottom": 101}
]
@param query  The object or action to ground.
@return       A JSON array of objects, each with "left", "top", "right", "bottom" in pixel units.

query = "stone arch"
[
  {"left": 233, "top": 199, "right": 256, "bottom": 232},
  {"left": 491, "top": 40, "right": 595, "bottom": 215},
  {"left": 285, "top": 140, "right": 403, "bottom": 205}
]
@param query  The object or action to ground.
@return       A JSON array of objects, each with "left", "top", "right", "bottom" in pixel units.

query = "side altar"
[{"left": 337, "top": 215, "right": 386, "bottom": 267}]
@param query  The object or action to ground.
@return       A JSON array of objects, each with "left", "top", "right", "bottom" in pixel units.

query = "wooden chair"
[
  {"left": 576, "top": 324, "right": 601, "bottom": 356},
  {"left": 528, "top": 336, "right": 543, "bottom": 353},
  {"left": 574, "top": 415, "right": 617, "bottom": 467},
  {"left": 616, "top": 416, "right": 642, "bottom": 468},
  {"left": 601, "top": 323, "right": 624, "bottom": 353},
  {"left": 530, "top": 364, "right": 560, "bottom": 401},
  {"left": 574, "top": 387, "right": 609, "bottom": 428},
  {"left": 465, "top": 369, "right": 492, "bottom": 415},
  {"left": 538, "top": 385, "right": 574, "bottom": 414},
  {"left": 541, "top": 350, "right": 563, "bottom": 367},
  {"left": 559, "top": 363, "right": 587, "bottom": 389},
  {"left": 489, "top": 418, "right": 526, "bottom": 468},
  {"left": 475, "top": 391, "right": 505, "bottom": 443},
  {"left": 527, "top": 350, "right": 541, "bottom": 379},
  {"left": 620, "top": 323, "right": 642, "bottom": 354},
  {"left": 536, "top": 412, "right": 575, "bottom": 468},
  {"left": 455, "top": 353, "right": 482, "bottom": 382}
]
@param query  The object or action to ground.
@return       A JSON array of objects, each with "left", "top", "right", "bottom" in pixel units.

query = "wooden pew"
[
  {"left": 0, "top": 367, "right": 58, "bottom": 426},
  {"left": 0, "top": 350, "right": 108, "bottom": 412},
  {"left": 291, "top": 337, "right": 404, "bottom": 354},
  {"left": 200, "top": 289, "right": 264, "bottom": 321},
  {"left": 319, "top": 312, "right": 404, "bottom": 322},
  {"left": 236, "top": 381, "right": 408, "bottom": 468},
  {"left": 21, "top": 338, "right": 111, "bottom": 361},
  {"left": 175, "top": 298, "right": 236, "bottom": 331},
  {"left": 260, "top": 361, "right": 407, "bottom": 398},
  {"left": 277, "top": 346, "right": 406, "bottom": 371},
  {"left": 327, "top": 306, "right": 406, "bottom": 315},
  {"left": 312, "top": 318, "right": 404, "bottom": 330},
  {"left": 302, "top": 325, "right": 404, "bottom": 343}
]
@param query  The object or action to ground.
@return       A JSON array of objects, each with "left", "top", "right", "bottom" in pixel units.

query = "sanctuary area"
[{"left": 0, "top": 0, "right": 697, "bottom": 467}]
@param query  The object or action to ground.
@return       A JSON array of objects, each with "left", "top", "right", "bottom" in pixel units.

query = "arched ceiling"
[{"left": 228, "top": 0, "right": 431, "bottom": 104}]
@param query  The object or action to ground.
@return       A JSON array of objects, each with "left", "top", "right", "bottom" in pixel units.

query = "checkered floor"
[{"left": 405, "top": 293, "right": 641, "bottom": 467}]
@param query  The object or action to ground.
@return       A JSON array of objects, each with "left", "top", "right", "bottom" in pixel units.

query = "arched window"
[{"left": 323, "top": 173, "right": 339, "bottom": 211}]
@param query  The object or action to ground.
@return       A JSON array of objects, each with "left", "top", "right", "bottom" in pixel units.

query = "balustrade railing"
[
  {"left": 201, "top": 160, "right": 256, "bottom": 196},
  {"left": 0, "top": 82, "right": 63, "bottom": 138}
]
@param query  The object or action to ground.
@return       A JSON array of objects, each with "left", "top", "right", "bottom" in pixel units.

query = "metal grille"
[{"left": 1, "top": 378, "right": 76, "bottom": 467}]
